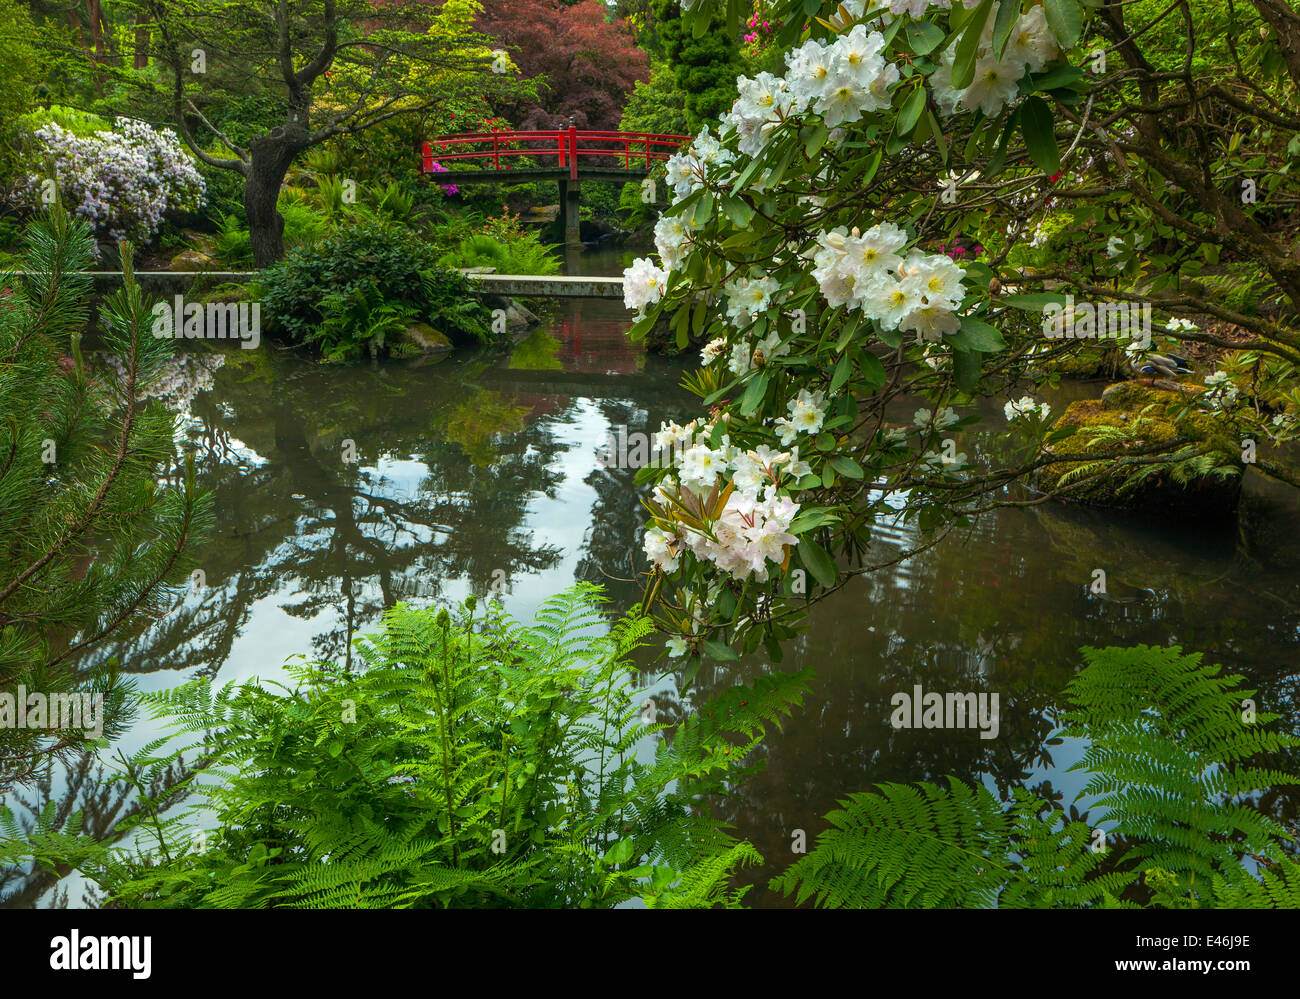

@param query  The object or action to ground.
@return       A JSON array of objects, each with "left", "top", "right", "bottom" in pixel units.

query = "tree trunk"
[
  {"left": 1255, "top": 1, "right": 1300, "bottom": 91},
  {"left": 244, "top": 129, "right": 309, "bottom": 268},
  {"left": 134, "top": 12, "right": 149, "bottom": 69}
]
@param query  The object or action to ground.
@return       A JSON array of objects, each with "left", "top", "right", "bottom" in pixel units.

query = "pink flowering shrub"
[
  {"left": 426, "top": 160, "right": 459, "bottom": 196},
  {"left": 22, "top": 118, "right": 205, "bottom": 245}
]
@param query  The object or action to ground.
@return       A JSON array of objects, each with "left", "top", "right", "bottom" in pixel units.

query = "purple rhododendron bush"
[{"left": 21, "top": 118, "right": 206, "bottom": 246}]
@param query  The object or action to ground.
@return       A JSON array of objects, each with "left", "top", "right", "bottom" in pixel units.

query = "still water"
[{"left": 12, "top": 248, "right": 1300, "bottom": 908}]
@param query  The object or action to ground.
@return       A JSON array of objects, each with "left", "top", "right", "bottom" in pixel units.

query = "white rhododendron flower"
[
  {"left": 623, "top": 257, "right": 668, "bottom": 312},
  {"left": 630, "top": 0, "right": 1083, "bottom": 605},
  {"left": 915, "top": 406, "right": 960, "bottom": 430},
  {"left": 644, "top": 527, "right": 680, "bottom": 573},
  {"left": 701, "top": 337, "right": 728, "bottom": 365},
  {"left": 774, "top": 388, "right": 828, "bottom": 444},
  {"left": 654, "top": 213, "right": 692, "bottom": 269},
  {"left": 679, "top": 443, "right": 728, "bottom": 490},
  {"left": 1005, "top": 5, "right": 1057, "bottom": 74},
  {"left": 725, "top": 274, "right": 780, "bottom": 325},
  {"left": 930, "top": 8, "right": 1058, "bottom": 119},
  {"left": 1004, "top": 396, "right": 1052, "bottom": 422},
  {"left": 1201, "top": 372, "right": 1240, "bottom": 411}
]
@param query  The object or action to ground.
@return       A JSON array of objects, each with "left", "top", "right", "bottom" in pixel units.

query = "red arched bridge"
[{"left": 423, "top": 126, "right": 689, "bottom": 245}]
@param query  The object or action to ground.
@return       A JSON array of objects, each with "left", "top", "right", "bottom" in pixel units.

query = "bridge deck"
[
  {"left": 435, "top": 166, "right": 652, "bottom": 185},
  {"left": 50, "top": 271, "right": 627, "bottom": 300}
]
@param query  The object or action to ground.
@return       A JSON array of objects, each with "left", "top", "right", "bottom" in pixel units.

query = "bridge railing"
[{"left": 422, "top": 128, "right": 690, "bottom": 178}]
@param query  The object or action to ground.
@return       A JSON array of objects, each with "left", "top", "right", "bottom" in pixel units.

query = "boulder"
[
  {"left": 579, "top": 218, "right": 612, "bottom": 243},
  {"left": 395, "top": 322, "right": 454, "bottom": 356},
  {"left": 504, "top": 300, "right": 540, "bottom": 331},
  {"left": 169, "top": 248, "right": 215, "bottom": 272},
  {"left": 1036, "top": 381, "right": 1243, "bottom": 518}
]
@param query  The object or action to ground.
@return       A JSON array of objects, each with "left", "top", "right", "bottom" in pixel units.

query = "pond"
[{"left": 40, "top": 247, "right": 1300, "bottom": 908}]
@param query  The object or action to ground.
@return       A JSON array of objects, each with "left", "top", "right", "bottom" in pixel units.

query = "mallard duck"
[{"left": 1132, "top": 352, "right": 1192, "bottom": 382}]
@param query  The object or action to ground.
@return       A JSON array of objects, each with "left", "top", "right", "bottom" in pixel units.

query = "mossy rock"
[
  {"left": 393, "top": 322, "right": 454, "bottom": 358},
  {"left": 169, "top": 248, "right": 215, "bottom": 272},
  {"left": 198, "top": 282, "right": 254, "bottom": 304},
  {"left": 1052, "top": 343, "right": 1121, "bottom": 379},
  {"left": 1036, "top": 381, "right": 1243, "bottom": 517}
]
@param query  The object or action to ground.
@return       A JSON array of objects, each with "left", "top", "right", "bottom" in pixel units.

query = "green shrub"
[
  {"left": 1, "top": 585, "right": 809, "bottom": 909},
  {"left": 14, "top": 104, "right": 110, "bottom": 138},
  {"left": 213, "top": 200, "right": 327, "bottom": 269},
  {"left": 438, "top": 231, "right": 560, "bottom": 276},
  {"left": 307, "top": 282, "right": 421, "bottom": 363},
  {"left": 260, "top": 217, "right": 491, "bottom": 354},
  {"left": 196, "top": 163, "right": 247, "bottom": 226}
]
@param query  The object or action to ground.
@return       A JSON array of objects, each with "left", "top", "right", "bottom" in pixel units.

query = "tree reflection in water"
[{"left": 4, "top": 290, "right": 1299, "bottom": 908}]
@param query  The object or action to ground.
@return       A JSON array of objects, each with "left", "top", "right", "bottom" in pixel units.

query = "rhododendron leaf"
[
  {"left": 926, "top": 110, "right": 949, "bottom": 164},
  {"left": 1032, "top": 64, "right": 1086, "bottom": 93},
  {"left": 952, "top": 0, "right": 995, "bottom": 91},
  {"left": 885, "top": 120, "right": 909, "bottom": 155},
  {"left": 692, "top": 193, "right": 714, "bottom": 226},
  {"left": 954, "top": 316, "right": 1006, "bottom": 352},
  {"left": 739, "top": 371, "right": 768, "bottom": 415},
  {"left": 797, "top": 538, "right": 838, "bottom": 588},
  {"left": 1020, "top": 96, "right": 1061, "bottom": 174},
  {"left": 856, "top": 349, "right": 887, "bottom": 391},
  {"left": 962, "top": 261, "right": 996, "bottom": 288},
  {"left": 834, "top": 313, "right": 861, "bottom": 352},
  {"left": 953, "top": 347, "right": 981, "bottom": 393},
  {"left": 804, "top": 124, "right": 829, "bottom": 159},
  {"left": 790, "top": 507, "right": 840, "bottom": 534},
  {"left": 765, "top": 144, "right": 799, "bottom": 189},
  {"left": 906, "top": 20, "right": 947, "bottom": 56},
  {"left": 703, "top": 637, "right": 739, "bottom": 662},
  {"left": 1044, "top": 0, "right": 1083, "bottom": 48},
  {"left": 898, "top": 87, "right": 928, "bottom": 137},
  {"left": 829, "top": 456, "right": 864, "bottom": 479},
  {"left": 764, "top": 633, "right": 785, "bottom": 663},
  {"left": 723, "top": 195, "right": 753, "bottom": 228},
  {"left": 992, "top": 0, "right": 1020, "bottom": 61},
  {"left": 830, "top": 353, "right": 852, "bottom": 394}
]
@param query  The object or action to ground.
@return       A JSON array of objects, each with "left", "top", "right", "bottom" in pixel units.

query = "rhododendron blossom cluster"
[
  {"left": 624, "top": 2, "right": 1087, "bottom": 658},
  {"left": 23, "top": 119, "right": 205, "bottom": 245},
  {"left": 931, "top": 6, "right": 1058, "bottom": 117},
  {"left": 644, "top": 419, "right": 810, "bottom": 584}
]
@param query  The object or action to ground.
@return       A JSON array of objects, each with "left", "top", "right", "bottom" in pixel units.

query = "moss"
[
  {"left": 1051, "top": 343, "right": 1121, "bottom": 379},
  {"left": 1036, "top": 382, "right": 1243, "bottom": 516},
  {"left": 198, "top": 282, "right": 254, "bottom": 304}
]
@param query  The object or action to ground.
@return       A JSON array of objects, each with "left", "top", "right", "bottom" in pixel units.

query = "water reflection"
[{"left": 4, "top": 251, "right": 1299, "bottom": 907}]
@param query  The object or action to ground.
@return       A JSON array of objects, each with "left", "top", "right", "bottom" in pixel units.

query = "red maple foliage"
[{"left": 477, "top": 0, "right": 649, "bottom": 132}]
